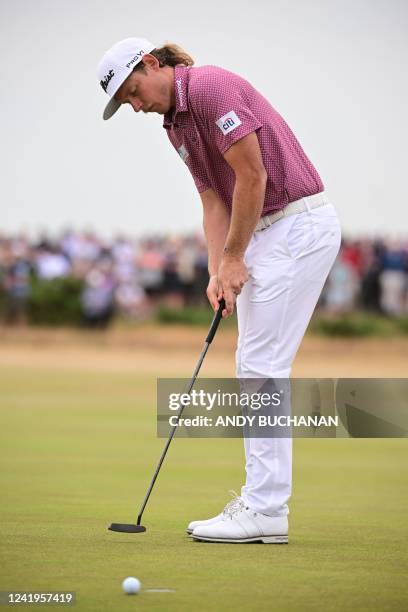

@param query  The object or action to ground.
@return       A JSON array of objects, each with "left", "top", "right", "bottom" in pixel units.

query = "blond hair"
[{"left": 134, "top": 43, "right": 194, "bottom": 71}]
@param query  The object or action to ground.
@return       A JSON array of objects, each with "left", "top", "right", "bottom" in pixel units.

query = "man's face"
[{"left": 114, "top": 57, "right": 173, "bottom": 115}]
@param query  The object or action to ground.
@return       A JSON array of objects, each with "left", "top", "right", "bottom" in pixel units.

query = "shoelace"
[{"left": 222, "top": 490, "right": 246, "bottom": 518}]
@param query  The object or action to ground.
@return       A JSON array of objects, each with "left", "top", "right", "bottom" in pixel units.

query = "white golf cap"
[{"left": 97, "top": 37, "right": 156, "bottom": 120}]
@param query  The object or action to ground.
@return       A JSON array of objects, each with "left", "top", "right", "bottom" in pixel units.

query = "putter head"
[{"left": 108, "top": 523, "right": 146, "bottom": 533}]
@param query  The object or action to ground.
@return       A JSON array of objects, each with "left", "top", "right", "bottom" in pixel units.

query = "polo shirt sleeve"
[
  {"left": 189, "top": 71, "right": 262, "bottom": 155},
  {"left": 191, "top": 173, "right": 211, "bottom": 193}
]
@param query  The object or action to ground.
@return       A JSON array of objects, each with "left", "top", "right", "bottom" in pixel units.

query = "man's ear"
[{"left": 140, "top": 54, "right": 160, "bottom": 71}]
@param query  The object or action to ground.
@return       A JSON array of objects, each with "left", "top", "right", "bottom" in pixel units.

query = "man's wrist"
[{"left": 223, "top": 246, "right": 244, "bottom": 260}]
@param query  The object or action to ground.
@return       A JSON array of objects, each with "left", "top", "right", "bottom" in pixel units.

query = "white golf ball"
[{"left": 122, "top": 577, "right": 141, "bottom": 595}]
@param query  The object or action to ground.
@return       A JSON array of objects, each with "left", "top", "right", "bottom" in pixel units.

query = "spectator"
[
  {"left": 81, "top": 266, "right": 115, "bottom": 328},
  {"left": 35, "top": 244, "right": 70, "bottom": 280},
  {"left": 321, "top": 248, "right": 359, "bottom": 314},
  {"left": 3, "top": 256, "right": 31, "bottom": 324},
  {"left": 379, "top": 240, "right": 407, "bottom": 316}
]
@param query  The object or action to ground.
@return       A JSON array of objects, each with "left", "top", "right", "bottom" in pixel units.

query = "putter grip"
[{"left": 205, "top": 299, "right": 226, "bottom": 344}]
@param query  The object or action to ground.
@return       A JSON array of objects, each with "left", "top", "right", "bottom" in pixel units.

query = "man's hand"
[
  {"left": 217, "top": 255, "right": 249, "bottom": 317},
  {"left": 206, "top": 275, "right": 220, "bottom": 311}
]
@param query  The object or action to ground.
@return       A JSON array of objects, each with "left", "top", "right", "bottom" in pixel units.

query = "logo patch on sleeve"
[
  {"left": 178, "top": 144, "right": 189, "bottom": 163},
  {"left": 215, "top": 111, "right": 242, "bottom": 135}
]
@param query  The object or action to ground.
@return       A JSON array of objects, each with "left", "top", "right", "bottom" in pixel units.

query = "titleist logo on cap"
[{"left": 100, "top": 69, "right": 114, "bottom": 92}]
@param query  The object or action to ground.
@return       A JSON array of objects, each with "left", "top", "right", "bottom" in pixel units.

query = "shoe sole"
[
  {"left": 191, "top": 534, "right": 288, "bottom": 544},
  {"left": 186, "top": 529, "right": 193, "bottom": 535}
]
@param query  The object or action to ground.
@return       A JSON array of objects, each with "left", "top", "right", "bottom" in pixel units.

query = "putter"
[{"left": 108, "top": 298, "right": 226, "bottom": 534}]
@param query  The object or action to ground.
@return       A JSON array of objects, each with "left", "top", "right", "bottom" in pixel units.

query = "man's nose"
[{"left": 130, "top": 99, "right": 143, "bottom": 113}]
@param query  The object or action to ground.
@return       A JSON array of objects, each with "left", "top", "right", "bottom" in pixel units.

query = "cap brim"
[{"left": 103, "top": 96, "right": 122, "bottom": 120}]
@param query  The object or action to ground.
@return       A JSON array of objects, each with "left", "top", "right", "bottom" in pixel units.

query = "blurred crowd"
[
  {"left": 1, "top": 230, "right": 407, "bottom": 326},
  {"left": 0, "top": 230, "right": 208, "bottom": 326}
]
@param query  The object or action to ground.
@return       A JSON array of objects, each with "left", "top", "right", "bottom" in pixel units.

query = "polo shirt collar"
[{"left": 163, "top": 64, "right": 190, "bottom": 129}]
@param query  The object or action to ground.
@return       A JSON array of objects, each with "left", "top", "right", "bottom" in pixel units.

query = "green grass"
[
  {"left": 310, "top": 312, "right": 408, "bottom": 337},
  {"left": 155, "top": 305, "right": 238, "bottom": 329},
  {"left": 1, "top": 366, "right": 407, "bottom": 611}
]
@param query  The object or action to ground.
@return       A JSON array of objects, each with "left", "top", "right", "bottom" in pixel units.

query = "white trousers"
[{"left": 236, "top": 199, "right": 341, "bottom": 516}]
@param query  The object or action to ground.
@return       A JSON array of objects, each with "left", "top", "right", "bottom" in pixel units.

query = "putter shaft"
[{"left": 136, "top": 299, "right": 225, "bottom": 525}]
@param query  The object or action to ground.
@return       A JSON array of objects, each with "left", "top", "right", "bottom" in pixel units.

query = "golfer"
[{"left": 98, "top": 38, "right": 341, "bottom": 543}]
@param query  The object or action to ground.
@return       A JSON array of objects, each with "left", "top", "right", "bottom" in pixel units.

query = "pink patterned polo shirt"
[{"left": 163, "top": 64, "right": 324, "bottom": 216}]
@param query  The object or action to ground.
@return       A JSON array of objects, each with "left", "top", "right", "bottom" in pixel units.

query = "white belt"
[{"left": 255, "top": 191, "right": 329, "bottom": 232}]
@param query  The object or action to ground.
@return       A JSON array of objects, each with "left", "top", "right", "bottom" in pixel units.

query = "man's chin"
[
  {"left": 140, "top": 103, "right": 167, "bottom": 115},
  {"left": 144, "top": 104, "right": 165, "bottom": 115}
]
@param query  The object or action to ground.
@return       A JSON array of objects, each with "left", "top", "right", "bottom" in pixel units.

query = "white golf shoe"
[
  {"left": 191, "top": 497, "right": 288, "bottom": 543},
  {"left": 186, "top": 491, "right": 245, "bottom": 535}
]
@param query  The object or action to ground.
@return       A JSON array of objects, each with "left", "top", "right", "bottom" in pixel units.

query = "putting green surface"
[{"left": 1, "top": 341, "right": 408, "bottom": 611}]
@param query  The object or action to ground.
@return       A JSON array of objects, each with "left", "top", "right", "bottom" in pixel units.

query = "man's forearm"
[
  {"left": 203, "top": 200, "right": 231, "bottom": 276},
  {"left": 224, "top": 174, "right": 267, "bottom": 258}
]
